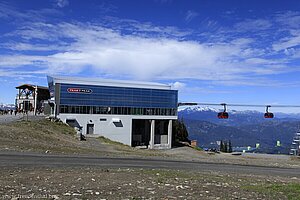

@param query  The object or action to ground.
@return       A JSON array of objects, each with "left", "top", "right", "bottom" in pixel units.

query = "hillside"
[
  {"left": 0, "top": 120, "right": 86, "bottom": 154},
  {"left": 0, "top": 119, "right": 164, "bottom": 157}
]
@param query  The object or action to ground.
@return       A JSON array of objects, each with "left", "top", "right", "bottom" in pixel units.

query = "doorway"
[
  {"left": 132, "top": 119, "right": 150, "bottom": 147},
  {"left": 87, "top": 124, "right": 94, "bottom": 134}
]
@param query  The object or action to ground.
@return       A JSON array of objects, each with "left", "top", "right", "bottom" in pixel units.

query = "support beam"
[
  {"left": 149, "top": 120, "right": 155, "bottom": 149},
  {"left": 168, "top": 120, "right": 172, "bottom": 148}
]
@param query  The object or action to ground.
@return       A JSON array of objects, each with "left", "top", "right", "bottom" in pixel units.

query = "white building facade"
[{"left": 47, "top": 76, "right": 178, "bottom": 149}]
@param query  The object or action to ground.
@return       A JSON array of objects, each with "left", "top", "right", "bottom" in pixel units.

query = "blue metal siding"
[{"left": 59, "top": 83, "right": 178, "bottom": 108}]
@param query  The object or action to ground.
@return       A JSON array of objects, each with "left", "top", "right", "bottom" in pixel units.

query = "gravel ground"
[
  {"left": 164, "top": 147, "right": 300, "bottom": 169},
  {"left": 0, "top": 167, "right": 299, "bottom": 200},
  {"left": 0, "top": 114, "right": 23, "bottom": 124},
  {"left": 1, "top": 118, "right": 300, "bottom": 199},
  {"left": 0, "top": 113, "right": 45, "bottom": 124}
]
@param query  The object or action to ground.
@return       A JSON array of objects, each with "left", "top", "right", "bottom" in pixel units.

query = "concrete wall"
[{"left": 58, "top": 114, "right": 177, "bottom": 146}]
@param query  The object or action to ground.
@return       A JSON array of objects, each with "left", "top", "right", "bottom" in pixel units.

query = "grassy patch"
[
  {"left": 243, "top": 183, "right": 300, "bottom": 200},
  {"left": 12, "top": 119, "right": 76, "bottom": 135},
  {"left": 0, "top": 119, "right": 82, "bottom": 153},
  {"left": 97, "top": 136, "right": 171, "bottom": 157},
  {"left": 97, "top": 136, "right": 130, "bottom": 147},
  {"left": 290, "top": 156, "right": 300, "bottom": 161},
  {"left": 192, "top": 146, "right": 203, "bottom": 151}
]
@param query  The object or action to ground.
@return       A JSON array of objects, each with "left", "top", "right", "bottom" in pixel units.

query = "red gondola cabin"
[
  {"left": 264, "top": 112, "right": 274, "bottom": 118},
  {"left": 218, "top": 112, "right": 229, "bottom": 119}
]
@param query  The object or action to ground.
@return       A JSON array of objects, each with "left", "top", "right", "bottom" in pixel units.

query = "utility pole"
[{"left": 34, "top": 85, "right": 38, "bottom": 115}]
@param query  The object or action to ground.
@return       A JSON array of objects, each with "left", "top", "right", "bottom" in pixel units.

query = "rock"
[
  {"left": 72, "top": 193, "right": 82, "bottom": 196},
  {"left": 51, "top": 195, "right": 59, "bottom": 199},
  {"left": 176, "top": 185, "right": 184, "bottom": 190}
]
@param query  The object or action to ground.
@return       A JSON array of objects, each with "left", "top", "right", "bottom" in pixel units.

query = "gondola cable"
[{"left": 178, "top": 102, "right": 300, "bottom": 119}]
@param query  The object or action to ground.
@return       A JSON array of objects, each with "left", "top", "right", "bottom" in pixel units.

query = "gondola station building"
[{"left": 47, "top": 76, "right": 178, "bottom": 149}]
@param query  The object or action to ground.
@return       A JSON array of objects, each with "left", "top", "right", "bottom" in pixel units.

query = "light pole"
[{"left": 34, "top": 85, "right": 38, "bottom": 115}]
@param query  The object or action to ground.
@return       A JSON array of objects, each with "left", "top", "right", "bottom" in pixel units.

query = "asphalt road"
[{"left": 1, "top": 152, "right": 300, "bottom": 177}]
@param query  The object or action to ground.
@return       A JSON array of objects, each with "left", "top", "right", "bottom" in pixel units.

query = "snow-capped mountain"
[
  {"left": 178, "top": 105, "right": 262, "bottom": 115},
  {"left": 0, "top": 103, "right": 15, "bottom": 110},
  {"left": 178, "top": 105, "right": 218, "bottom": 112}
]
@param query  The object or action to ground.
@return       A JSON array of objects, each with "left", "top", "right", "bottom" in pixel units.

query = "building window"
[{"left": 59, "top": 105, "right": 177, "bottom": 116}]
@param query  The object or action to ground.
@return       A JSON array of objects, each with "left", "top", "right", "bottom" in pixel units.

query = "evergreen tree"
[
  {"left": 224, "top": 140, "right": 228, "bottom": 153},
  {"left": 228, "top": 140, "right": 232, "bottom": 153},
  {"left": 220, "top": 140, "right": 224, "bottom": 152},
  {"left": 172, "top": 117, "right": 189, "bottom": 146}
]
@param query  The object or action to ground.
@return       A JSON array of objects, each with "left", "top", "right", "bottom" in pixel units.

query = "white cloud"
[
  {"left": 275, "top": 11, "right": 300, "bottom": 29},
  {"left": 284, "top": 48, "right": 296, "bottom": 56},
  {"left": 2, "top": 42, "right": 66, "bottom": 51},
  {"left": 171, "top": 82, "right": 186, "bottom": 90},
  {"left": 272, "top": 31, "right": 300, "bottom": 52},
  {"left": 234, "top": 19, "right": 272, "bottom": 32},
  {"left": 185, "top": 10, "right": 199, "bottom": 22},
  {"left": 0, "top": 21, "right": 294, "bottom": 85},
  {"left": 56, "top": 0, "right": 69, "bottom": 8},
  {"left": 0, "top": 2, "right": 62, "bottom": 22}
]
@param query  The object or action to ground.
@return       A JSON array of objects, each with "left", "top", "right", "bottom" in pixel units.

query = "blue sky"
[{"left": 1, "top": 0, "right": 300, "bottom": 113}]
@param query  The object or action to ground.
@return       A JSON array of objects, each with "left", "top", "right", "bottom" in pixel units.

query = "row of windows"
[{"left": 59, "top": 105, "right": 177, "bottom": 116}]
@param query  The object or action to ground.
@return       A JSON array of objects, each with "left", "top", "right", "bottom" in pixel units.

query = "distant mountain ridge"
[
  {"left": 178, "top": 106, "right": 300, "bottom": 154},
  {"left": 178, "top": 106, "right": 219, "bottom": 112},
  {"left": 0, "top": 104, "right": 15, "bottom": 110},
  {"left": 179, "top": 105, "right": 300, "bottom": 126}
]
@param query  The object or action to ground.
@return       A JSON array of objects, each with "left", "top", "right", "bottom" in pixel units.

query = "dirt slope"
[{"left": 0, "top": 119, "right": 166, "bottom": 157}]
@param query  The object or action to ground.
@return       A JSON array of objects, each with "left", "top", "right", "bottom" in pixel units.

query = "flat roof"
[{"left": 48, "top": 76, "right": 173, "bottom": 90}]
